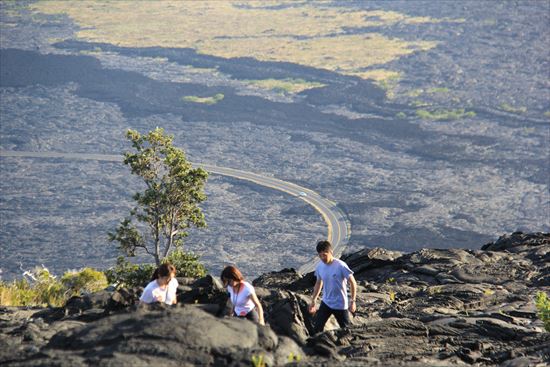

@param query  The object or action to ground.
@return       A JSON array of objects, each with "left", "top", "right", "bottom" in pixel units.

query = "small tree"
[{"left": 109, "top": 128, "right": 208, "bottom": 265}]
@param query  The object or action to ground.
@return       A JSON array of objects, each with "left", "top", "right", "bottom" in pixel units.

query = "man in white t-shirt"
[{"left": 308, "top": 240, "right": 357, "bottom": 333}]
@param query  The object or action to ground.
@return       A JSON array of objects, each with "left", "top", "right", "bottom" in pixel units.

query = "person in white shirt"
[
  {"left": 220, "top": 265, "right": 265, "bottom": 325},
  {"left": 309, "top": 240, "right": 357, "bottom": 333},
  {"left": 140, "top": 263, "right": 177, "bottom": 304}
]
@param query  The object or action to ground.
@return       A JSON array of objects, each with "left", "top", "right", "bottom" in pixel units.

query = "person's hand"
[
  {"left": 152, "top": 289, "right": 164, "bottom": 302},
  {"left": 349, "top": 300, "right": 357, "bottom": 314},
  {"left": 308, "top": 302, "right": 317, "bottom": 314},
  {"left": 259, "top": 319, "right": 265, "bottom": 326}
]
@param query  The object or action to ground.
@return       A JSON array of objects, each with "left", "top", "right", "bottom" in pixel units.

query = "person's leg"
[
  {"left": 313, "top": 301, "right": 333, "bottom": 333},
  {"left": 245, "top": 308, "right": 259, "bottom": 323},
  {"left": 332, "top": 308, "right": 352, "bottom": 328}
]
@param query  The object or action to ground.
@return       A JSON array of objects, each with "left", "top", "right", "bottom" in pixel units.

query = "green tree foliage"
[
  {"left": 104, "top": 250, "right": 207, "bottom": 288},
  {"left": 109, "top": 128, "right": 208, "bottom": 265},
  {"left": 164, "top": 249, "right": 206, "bottom": 278},
  {"left": 104, "top": 256, "right": 157, "bottom": 288}
]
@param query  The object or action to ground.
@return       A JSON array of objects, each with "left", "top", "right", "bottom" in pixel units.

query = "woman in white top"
[
  {"left": 140, "top": 263, "right": 177, "bottom": 304},
  {"left": 220, "top": 265, "right": 265, "bottom": 325}
]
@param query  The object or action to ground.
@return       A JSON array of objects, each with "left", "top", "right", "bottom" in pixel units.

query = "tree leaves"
[{"left": 109, "top": 128, "right": 208, "bottom": 265}]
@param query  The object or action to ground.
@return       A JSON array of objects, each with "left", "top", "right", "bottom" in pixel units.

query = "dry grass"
[
  {"left": 244, "top": 78, "right": 326, "bottom": 94},
  {"left": 31, "top": 1, "right": 442, "bottom": 80}
]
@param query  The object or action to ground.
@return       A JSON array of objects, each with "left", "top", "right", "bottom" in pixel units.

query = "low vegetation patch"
[
  {"left": 31, "top": 1, "right": 443, "bottom": 80},
  {"left": 426, "top": 87, "right": 450, "bottom": 94},
  {"left": 105, "top": 250, "right": 206, "bottom": 289},
  {"left": 244, "top": 78, "right": 325, "bottom": 94},
  {"left": 371, "top": 72, "right": 402, "bottom": 99},
  {"left": 536, "top": 291, "right": 550, "bottom": 332},
  {"left": 182, "top": 93, "right": 224, "bottom": 105},
  {"left": 61, "top": 267, "right": 108, "bottom": 296},
  {"left": 0, "top": 266, "right": 104, "bottom": 306},
  {"left": 416, "top": 108, "right": 476, "bottom": 121},
  {"left": 411, "top": 100, "right": 432, "bottom": 107},
  {"left": 1, "top": 250, "right": 207, "bottom": 306},
  {"left": 500, "top": 103, "right": 527, "bottom": 114}
]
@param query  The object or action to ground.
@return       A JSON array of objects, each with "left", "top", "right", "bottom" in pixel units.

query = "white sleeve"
[
  {"left": 244, "top": 282, "right": 255, "bottom": 298},
  {"left": 165, "top": 278, "right": 179, "bottom": 305},
  {"left": 140, "top": 282, "right": 155, "bottom": 303}
]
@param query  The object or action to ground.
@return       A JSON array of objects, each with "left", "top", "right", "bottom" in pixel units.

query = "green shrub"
[
  {"left": 536, "top": 291, "right": 550, "bottom": 332},
  {"left": 61, "top": 268, "right": 108, "bottom": 296},
  {"left": 104, "top": 256, "right": 156, "bottom": 288},
  {"left": 0, "top": 279, "right": 37, "bottom": 306},
  {"left": 163, "top": 249, "right": 207, "bottom": 278},
  {"left": 34, "top": 268, "right": 66, "bottom": 306},
  {"left": 0, "top": 266, "right": 66, "bottom": 306},
  {"left": 395, "top": 112, "right": 406, "bottom": 119},
  {"left": 105, "top": 250, "right": 207, "bottom": 288}
]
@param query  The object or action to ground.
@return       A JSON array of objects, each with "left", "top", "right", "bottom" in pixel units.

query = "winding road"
[{"left": 0, "top": 150, "right": 350, "bottom": 273}]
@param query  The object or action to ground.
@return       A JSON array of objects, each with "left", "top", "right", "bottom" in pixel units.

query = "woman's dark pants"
[{"left": 237, "top": 308, "right": 259, "bottom": 323}]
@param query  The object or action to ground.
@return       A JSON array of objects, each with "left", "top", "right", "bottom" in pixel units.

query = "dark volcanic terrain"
[
  {"left": 0, "top": 232, "right": 548, "bottom": 366},
  {"left": 0, "top": 1, "right": 548, "bottom": 280}
]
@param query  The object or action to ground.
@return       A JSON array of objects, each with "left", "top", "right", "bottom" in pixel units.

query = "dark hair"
[
  {"left": 316, "top": 240, "right": 332, "bottom": 253},
  {"left": 220, "top": 265, "right": 244, "bottom": 286},
  {"left": 151, "top": 262, "right": 176, "bottom": 281}
]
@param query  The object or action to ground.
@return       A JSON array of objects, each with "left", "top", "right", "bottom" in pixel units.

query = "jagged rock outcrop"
[{"left": 1, "top": 232, "right": 548, "bottom": 366}]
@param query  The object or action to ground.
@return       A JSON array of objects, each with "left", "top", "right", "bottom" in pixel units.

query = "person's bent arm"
[
  {"left": 309, "top": 279, "right": 323, "bottom": 314},
  {"left": 167, "top": 278, "right": 179, "bottom": 305},
  {"left": 250, "top": 292, "right": 265, "bottom": 325},
  {"left": 348, "top": 274, "right": 357, "bottom": 313}
]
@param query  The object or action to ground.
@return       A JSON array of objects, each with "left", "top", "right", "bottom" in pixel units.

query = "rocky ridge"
[{"left": 1, "top": 232, "right": 548, "bottom": 366}]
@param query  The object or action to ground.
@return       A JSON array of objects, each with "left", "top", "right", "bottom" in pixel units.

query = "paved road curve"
[{"left": 0, "top": 150, "right": 350, "bottom": 273}]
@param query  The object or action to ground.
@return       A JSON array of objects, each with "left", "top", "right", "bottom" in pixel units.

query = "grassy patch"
[
  {"left": 371, "top": 72, "right": 402, "bottom": 99},
  {"left": 244, "top": 78, "right": 325, "bottom": 94},
  {"left": 410, "top": 100, "right": 431, "bottom": 107},
  {"left": 416, "top": 108, "right": 476, "bottom": 121},
  {"left": 407, "top": 87, "right": 449, "bottom": 98},
  {"left": 427, "top": 87, "right": 450, "bottom": 94},
  {"left": 500, "top": 103, "right": 527, "bottom": 114},
  {"left": 407, "top": 89, "right": 424, "bottom": 98},
  {"left": 31, "top": 1, "right": 442, "bottom": 80},
  {"left": 184, "top": 66, "right": 220, "bottom": 74},
  {"left": 357, "top": 69, "right": 402, "bottom": 82},
  {"left": 182, "top": 93, "right": 224, "bottom": 105}
]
